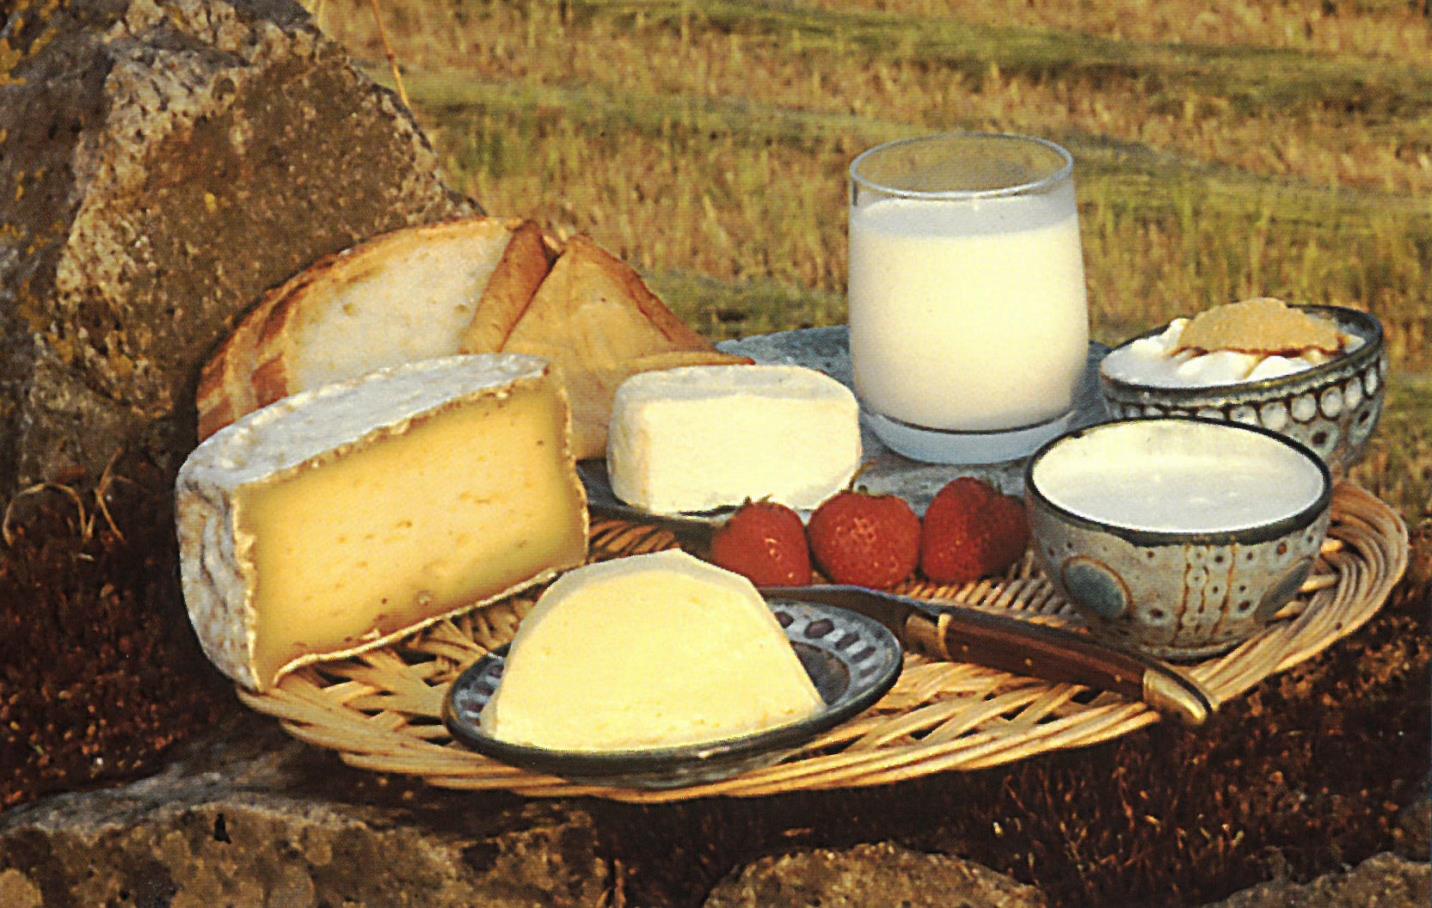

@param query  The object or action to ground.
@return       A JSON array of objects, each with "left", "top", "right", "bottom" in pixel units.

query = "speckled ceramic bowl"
[
  {"left": 1025, "top": 419, "right": 1333, "bottom": 661},
  {"left": 1098, "top": 305, "right": 1385, "bottom": 473}
]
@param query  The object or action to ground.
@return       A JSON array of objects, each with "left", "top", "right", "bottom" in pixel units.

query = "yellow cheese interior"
[
  {"left": 240, "top": 385, "right": 586, "bottom": 689},
  {"left": 481, "top": 550, "right": 823, "bottom": 751}
]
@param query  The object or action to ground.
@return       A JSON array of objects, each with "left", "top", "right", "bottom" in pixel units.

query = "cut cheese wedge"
[
  {"left": 177, "top": 354, "right": 588, "bottom": 691},
  {"left": 480, "top": 550, "right": 823, "bottom": 751}
]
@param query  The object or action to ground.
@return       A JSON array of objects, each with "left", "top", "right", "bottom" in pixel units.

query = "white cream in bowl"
[
  {"left": 1100, "top": 317, "right": 1363, "bottom": 389},
  {"left": 1030, "top": 420, "right": 1328, "bottom": 533}
]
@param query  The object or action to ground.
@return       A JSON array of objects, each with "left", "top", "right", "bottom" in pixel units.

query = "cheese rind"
[
  {"left": 177, "top": 354, "right": 588, "bottom": 691},
  {"left": 480, "top": 550, "right": 823, "bottom": 751},
  {"left": 607, "top": 365, "right": 862, "bottom": 513}
]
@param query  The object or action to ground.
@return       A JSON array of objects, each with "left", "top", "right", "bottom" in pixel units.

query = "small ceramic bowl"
[
  {"left": 442, "top": 601, "right": 901, "bottom": 789},
  {"left": 1098, "top": 305, "right": 1386, "bottom": 473},
  {"left": 1025, "top": 418, "right": 1333, "bottom": 661}
]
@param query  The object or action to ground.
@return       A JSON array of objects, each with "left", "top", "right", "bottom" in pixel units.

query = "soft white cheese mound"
[
  {"left": 480, "top": 550, "right": 824, "bottom": 751},
  {"left": 1101, "top": 318, "right": 1361, "bottom": 388},
  {"left": 607, "top": 364, "right": 861, "bottom": 514}
]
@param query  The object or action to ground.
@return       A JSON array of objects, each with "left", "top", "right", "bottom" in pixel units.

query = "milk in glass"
[{"left": 848, "top": 182, "right": 1088, "bottom": 432}]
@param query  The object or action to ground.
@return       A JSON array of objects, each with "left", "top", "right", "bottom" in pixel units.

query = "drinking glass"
[{"left": 848, "top": 133, "right": 1089, "bottom": 463}]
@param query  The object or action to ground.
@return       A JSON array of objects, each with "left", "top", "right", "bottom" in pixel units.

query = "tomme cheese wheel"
[{"left": 177, "top": 354, "right": 588, "bottom": 691}]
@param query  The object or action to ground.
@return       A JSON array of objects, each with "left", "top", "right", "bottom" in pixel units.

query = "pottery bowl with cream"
[
  {"left": 1098, "top": 305, "right": 1385, "bottom": 473},
  {"left": 1025, "top": 419, "right": 1333, "bottom": 660}
]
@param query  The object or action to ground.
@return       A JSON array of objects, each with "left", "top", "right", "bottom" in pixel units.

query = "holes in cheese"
[
  {"left": 480, "top": 550, "right": 823, "bottom": 751},
  {"left": 177, "top": 354, "right": 588, "bottom": 691}
]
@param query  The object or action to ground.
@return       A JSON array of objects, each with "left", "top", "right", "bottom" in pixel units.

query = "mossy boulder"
[{"left": 0, "top": 0, "right": 474, "bottom": 497}]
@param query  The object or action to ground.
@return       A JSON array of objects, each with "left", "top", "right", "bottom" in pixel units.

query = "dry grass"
[
  {"left": 322, "top": 2, "right": 1432, "bottom": 196},
  {"left": 310, "top": 0, "right": 1431, "bottom": 523},
  {"left": 806, "top": 0, "right": 1432, "bottom": 61}
]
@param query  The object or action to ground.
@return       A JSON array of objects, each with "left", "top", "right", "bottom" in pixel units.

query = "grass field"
[{"left": 312, "top": 0, "right": 1430, "bottom": 524}]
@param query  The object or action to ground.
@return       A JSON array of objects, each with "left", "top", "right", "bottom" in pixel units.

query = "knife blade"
[{"left": 586, "top": 498, "right": 1213, "bottom": 726}]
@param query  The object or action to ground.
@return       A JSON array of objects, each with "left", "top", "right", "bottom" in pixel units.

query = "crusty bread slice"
[
  {"left": 196, "top": 216, "right": 553, "bottom": 439},
  {"left": 196, "top": 256, "right": 345, "bottom": 439},
  {"left": 249, "top": 217, "right": 540, "bottom": 409},
  {"left": 458, "top": 220, "right": 559, "bottom": 353},
  {"left": 473, "top": 235, "right": 750, "bottom": 459}
]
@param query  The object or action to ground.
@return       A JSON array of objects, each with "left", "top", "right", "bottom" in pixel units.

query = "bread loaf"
[
  {"left": 196, "top": 220, "right": 746, "bottom": 460},
  {"left": 196, "top": 217, "right": 552, "bottom": 439}
]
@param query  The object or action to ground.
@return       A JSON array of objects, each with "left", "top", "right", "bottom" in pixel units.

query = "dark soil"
[{"left": 0, "top": 454, "right": 230, "bottom": 811}]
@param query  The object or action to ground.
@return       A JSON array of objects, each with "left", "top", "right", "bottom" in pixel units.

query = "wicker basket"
[{"left": 238, "top": 482, "right": 1407, "bottom": 803}]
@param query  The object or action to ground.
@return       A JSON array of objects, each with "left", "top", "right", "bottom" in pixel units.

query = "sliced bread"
[
  {"left": 464, "top": 235, "right": 750, "bottom": 459},
  {"left": 196, "top": 217, "right": 553, "bottom": 439}
]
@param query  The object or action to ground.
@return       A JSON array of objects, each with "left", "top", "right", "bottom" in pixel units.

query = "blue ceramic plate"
[{"left": 442, "top": 601, "right": 902, "bottom": 790}]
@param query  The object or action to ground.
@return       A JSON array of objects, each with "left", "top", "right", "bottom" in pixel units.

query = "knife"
[
  {"left": 586, "top": 496, "right": 1213, "bottom": 726},
  {"left": 762, "top": 584, "right": 1212, "bottom": 727}
]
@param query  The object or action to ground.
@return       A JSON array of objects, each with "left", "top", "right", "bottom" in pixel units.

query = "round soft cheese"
[{"left": 607, "top": 364, "right": 861, "bottom": 514}]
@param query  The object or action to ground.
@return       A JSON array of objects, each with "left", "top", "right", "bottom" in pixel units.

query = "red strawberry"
[
  {"left": 708, "top": 501, "right": 812, "bottom": 587},
  {"left": 807, "top": 489, "right": 921, "bottom": 589},
  {"left": 920, "top": 477, "right": 1030, "bottom": 584}
]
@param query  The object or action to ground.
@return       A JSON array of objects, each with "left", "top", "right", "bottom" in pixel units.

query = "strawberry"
[
  {"left": 807, "top": 489, "right": 921, "bottom": 589},
  {"left": 920, "top": 477, "right": 1030, "bottom": 584},
  {"left": 708, "top": 501, "right": 812, "bottom": 587}
]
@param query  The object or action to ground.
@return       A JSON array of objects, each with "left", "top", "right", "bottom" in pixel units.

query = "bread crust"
[
  {"left": 459, "top": 220, "right": 558, "bottom": 353},
  {"left": 196, "top": 216, "right": 526, "bottom": 438}
]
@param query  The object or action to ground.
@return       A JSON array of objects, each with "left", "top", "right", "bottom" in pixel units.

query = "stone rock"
[
  {"left": 702, "top": 841, "right": 1048, "bottom": 908},
  {"left": 0, "top": 0, "right": 474, "bottom": 498},
  {"left": 1197, "top": 852, "right": 1430, "bottom": 908},
  {"left": 1394, "top": 779, "right": 1430, "bottom": 860},
  {"left": 0, "top": 710, "right": 607, "bottom": 908}
]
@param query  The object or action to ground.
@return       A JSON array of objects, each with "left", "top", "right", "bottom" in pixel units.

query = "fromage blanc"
[
  {"left": 1030, "top": 420, "right": 1327, "bottom": 533},
  {"left": 1101, "top": 307, "right": 1361, "bottom": 389}
]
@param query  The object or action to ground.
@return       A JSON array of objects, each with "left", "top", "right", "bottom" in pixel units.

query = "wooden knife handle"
[{"left": 903, "top": 610, "right": 1214, "bottom": 726}]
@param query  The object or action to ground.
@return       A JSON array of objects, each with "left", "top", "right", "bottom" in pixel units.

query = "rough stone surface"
[
  {"left": 702, "top": 841, "right": 1049, "bottom": 907},
  {"left": 0, "top": 0, "right": 474, "bottom": 498},
  {"left": 0, "top": 711, "right": 607, "bottom": 907},
  {"left": 1197, "top": 852, "right": 1431, "bottom": 908},
  {"left": 0, "top": 693, "right": 1427, "bottom": 907}
]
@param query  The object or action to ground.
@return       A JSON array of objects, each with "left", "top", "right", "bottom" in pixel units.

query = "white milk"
[
  {"left": 1032, "top": 421, "right": 1326, "bottom": 532},
  {"left": 848, "top": 185, "right": 1089, "bottom": 431}
]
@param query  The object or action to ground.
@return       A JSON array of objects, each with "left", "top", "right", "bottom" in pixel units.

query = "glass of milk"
[{"left": 848, "top": 133, "right": 1089, "bottom": 463}]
